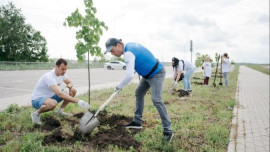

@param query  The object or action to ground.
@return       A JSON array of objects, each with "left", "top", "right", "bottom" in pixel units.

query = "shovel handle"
[
  {"left": 94, "top": 91, "right": 119, "bottom": 117},
  {"left": 167, "top": 84, "right": 175, "bottom": 94}
]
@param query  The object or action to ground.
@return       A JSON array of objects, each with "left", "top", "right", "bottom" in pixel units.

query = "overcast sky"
[{"left": 1, "top": 0, "right": 269, "bottom": 63}]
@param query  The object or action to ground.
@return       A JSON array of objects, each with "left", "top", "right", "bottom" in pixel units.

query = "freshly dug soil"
[
  {"left": 41, "top": 112, "right": 141, "bottom": 150},
  {"left": 171, "top": 89, "right": 189, "bottom": 97},
  {"left": 192, "top": 82, "right": 204, "bottom": 85},
  {"left": 211, "top": 75, "right": 223, "bottom": 78},
  {"left": 192, "top": 77, "right": 202, "bottom": 80},
  {"left": 41, "top": 116, "right": 61, "bottom": 131}
]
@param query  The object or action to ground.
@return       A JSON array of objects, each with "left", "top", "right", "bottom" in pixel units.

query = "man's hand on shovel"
[{"left": 114, "top": 86, "right": 122, "bottom": 93}]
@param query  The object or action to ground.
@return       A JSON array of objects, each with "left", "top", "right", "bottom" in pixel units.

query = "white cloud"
[{"left": 0, "top": 0, "right": 269, "bottom": 63}]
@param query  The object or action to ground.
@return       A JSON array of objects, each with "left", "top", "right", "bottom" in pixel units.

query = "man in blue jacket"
[{"left": 105, "top": 38, "right": 174, "bottom": 142}]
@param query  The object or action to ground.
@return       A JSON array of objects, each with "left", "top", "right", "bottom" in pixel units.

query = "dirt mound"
[
  {"left": 192, "top": 82, "right": 204, "bottom": 85},
  {"left": 171, "top": 89, "right": 189, "bottom": 97},
  {"left": 99, "top": 114, "right": 131, "bottom": 126},
  {"left": 43, "top": 127, "right": 67, "bottom": 142},
  {"left": 41, "top": 116, "right": 61, "bottom": 131},
  {"left": 73, "top": 112, "right": 84, "bottom": 118},
  {"left": 92, "top": 126, "right": 140, "bottom": 150},
  {"left": 192, "top": 77, "right": 201, "bottom": 80},
  {"left": 211, "top": 75, "right": 223, "bottom": 78},
  {"left": 41, "top": 113, "right": 141, "bottom": 150}
]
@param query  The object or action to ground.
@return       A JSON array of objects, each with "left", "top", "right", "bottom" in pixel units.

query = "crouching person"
[{"left": 31, "top": 58, "right": 90, "bottom": 124}]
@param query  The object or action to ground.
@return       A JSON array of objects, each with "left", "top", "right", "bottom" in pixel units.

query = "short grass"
[
  {"left": 246, "top": 64, "right": 269, "bottom": 75},
  {"left": 0, "top": 66, "right": 239, "bottom": 151}
]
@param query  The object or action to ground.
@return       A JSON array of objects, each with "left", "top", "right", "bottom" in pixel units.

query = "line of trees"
[{"left": 0, "top": 3, "right": 49, "bottom": 62}]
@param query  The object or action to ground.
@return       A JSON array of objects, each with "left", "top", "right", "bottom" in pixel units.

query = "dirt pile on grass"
[
  {"left": 171, "top": 89, "right": 189, "bottom": 97},
  {"left": 211, "top": 75, "right": 223, "bottom": 78},
  {"left": 192, "top": 77, "right": 202, "bottom": 80},
  {"left": 41, "top": 112, "right": 141, "bottom": 150},
  {"left": 192, "top": 82, "right": 204, "bottom": 85},
  {"left": 41, "top": 116, "right": 61, "bottom": 131}
]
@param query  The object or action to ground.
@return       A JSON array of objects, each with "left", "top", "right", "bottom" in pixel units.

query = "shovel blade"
[{"left": 78, "top": 111, "right": 100, "bottom": 134}]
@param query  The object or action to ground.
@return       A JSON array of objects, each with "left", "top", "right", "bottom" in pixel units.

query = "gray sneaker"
[
  {"left": 31, "top": 112, "right": 42, "bottom": 125},
  {"left": 56, "top": 110, "right": 73, "bottom": 117},
  {"left": 123, "top": 121, "right": 142, "bottom": 129}
]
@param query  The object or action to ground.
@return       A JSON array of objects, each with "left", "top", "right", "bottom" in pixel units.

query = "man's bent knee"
[
  {"left": 44, "top": 99, "right": 58, "bottom": 110},
  {"left": 69, "top": 88, "right": 77, "bottom": 97}
]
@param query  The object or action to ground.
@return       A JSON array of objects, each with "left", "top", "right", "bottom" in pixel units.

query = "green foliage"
[
  {"left": 0, "top": 105, "right": 33, "bottom": 131},
  {"left": 19, "top": 133, "right": 44, "bottom": 152},
  {"left": 64, "top": 0, "right": 108, "bottom": 61},
  {"left": 5, "top": 104, "right": 21, "bottom": 113},
  {"left": 195, "top": 53, "right": 213, "bottom": 67},
  {"left": 214, "top": 52, "right": 220, "bottom": 63},
  {"left": 205, "top": 124, "right": 229, "bottom": 147},
  {"left": 0, "top": 2, "right": 49, "bottom": 62}
]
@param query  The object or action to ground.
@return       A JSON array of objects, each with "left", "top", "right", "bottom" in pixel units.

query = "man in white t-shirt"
[{"left": 31, "top": 58, "right": 90, "bottom": 124}]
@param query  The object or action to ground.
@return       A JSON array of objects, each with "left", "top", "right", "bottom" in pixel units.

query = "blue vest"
[{"left": 124, "top": 42, "right": 163, "bottom": 79}]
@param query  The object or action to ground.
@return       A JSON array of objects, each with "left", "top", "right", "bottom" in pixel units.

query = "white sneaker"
[
  {"left": 31, "top": 111, "right": 42, "bottom": 125},
  {"left": 56, "top": 110, "right": 73, "bottom": 117},
  {"left": 78, "top": 100, "right": 90, "bottom": 109}
]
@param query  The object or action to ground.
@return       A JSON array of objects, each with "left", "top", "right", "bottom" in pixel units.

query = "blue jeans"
[
  {"left": 183, "top": 67, "right": 196, "bottom": 91},
  {"left": 32, "top": 95, "right": 63, "bottom": 110},
  {"left": 223, "top": 72, "right": 229, "bottom": 86},
  {"left": 134, "top": 67, "right": 172, "bottom": 133}
]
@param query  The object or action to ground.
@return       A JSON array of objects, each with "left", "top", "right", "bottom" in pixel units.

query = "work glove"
[
  {"left": 114, "top": 86, "right": 122, "bottom": 93},
  {"left": 78, "top": 100, "right": 90, "bottom": 110},
  {"left": 173, "top": 81, "right": 178, "bottom": 87}
]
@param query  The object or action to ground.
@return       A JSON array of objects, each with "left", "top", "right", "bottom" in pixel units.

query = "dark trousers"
[{"left": 204, "top": 77, "right": 209, "bottom": 85}]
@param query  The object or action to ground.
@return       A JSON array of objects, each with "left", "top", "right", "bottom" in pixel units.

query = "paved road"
[
  {"left": 0, "top": 66, "right": 174, "bottom": 111},
  {"left": 0, "top": 68, "right": 124, "bottom": 99},
  {"left": 228, "top": 66, "right": 269, "bottom": 152}
]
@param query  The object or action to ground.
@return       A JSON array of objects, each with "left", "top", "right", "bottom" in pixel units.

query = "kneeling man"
[{"left": 31, "top": 58, "right": 89, "bottom": 124}]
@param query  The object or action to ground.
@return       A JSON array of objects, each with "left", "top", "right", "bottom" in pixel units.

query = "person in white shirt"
[
  {"left": 172, "top": 57, "right": 195, "bottom": 94},
  {"left": 31, "top": 58, "right": 90, "bottom": 124},
  {"left": 202, "top": 56, "right": 212, "bottom": 85},
  {"left": 221, "top": 53, "right": 230, "bottom": 86}
]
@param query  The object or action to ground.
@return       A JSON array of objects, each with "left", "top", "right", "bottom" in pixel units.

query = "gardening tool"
[
  {"left": 167, "top": 82, "right": 177, "bottom": 94},
  {"left": 78, "top": 91, "right": 119, "bottom": 134},
  {"left": 167, "top": 84, "right": 174, "bottom": 94},
  {"left": 213, "top": 54, "right": 220, "bottom": 87},
  {"left": 219, "top": 55, "right": 223, "bottom": 86}
]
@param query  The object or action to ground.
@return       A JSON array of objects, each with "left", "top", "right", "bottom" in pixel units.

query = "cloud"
[
  {"left": 171, "top": 14, "right": 216, "bottom": 27},
  {"left": 258, "top": 14, "right": 269, "bottom": 24},
  {"left": 0, "top": 0, "right": 269, "bottom": 63},
  {"left": 260, "top": 35, "right": 269, "bottom": 46}
]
